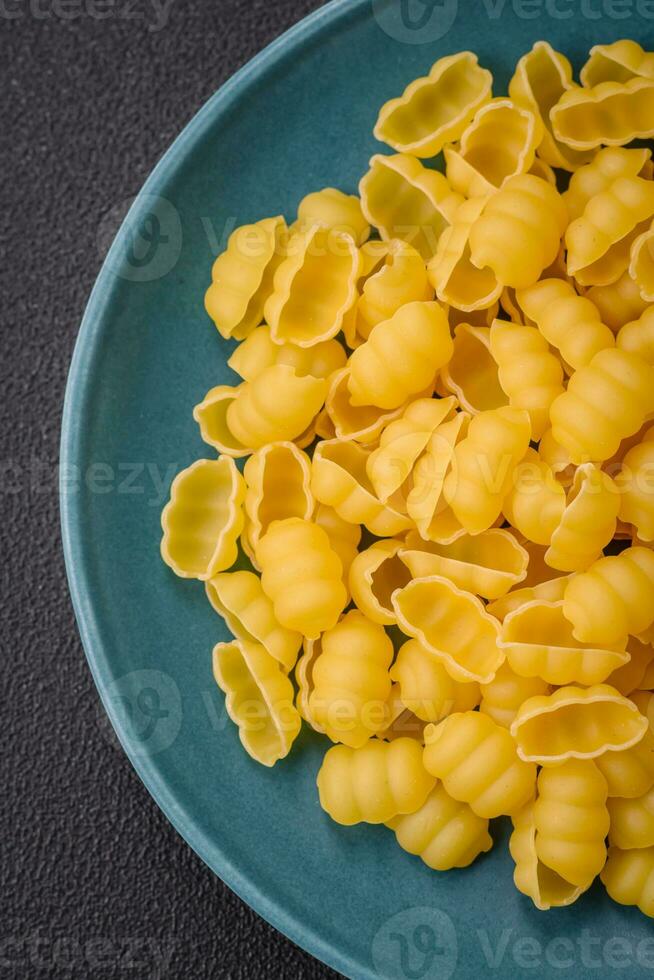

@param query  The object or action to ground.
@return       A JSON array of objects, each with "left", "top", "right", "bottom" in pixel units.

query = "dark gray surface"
[{"left": 1, "top": 1, "right": 341, "bottom": 976}]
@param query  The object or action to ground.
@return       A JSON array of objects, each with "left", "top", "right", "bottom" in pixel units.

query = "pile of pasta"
[{"left": 161, "top": 39, "right": 654, "bottom": 916}]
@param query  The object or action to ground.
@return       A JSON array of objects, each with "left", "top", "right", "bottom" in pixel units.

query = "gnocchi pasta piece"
[
  {"left": 601, "top": 846, "right": 654, "bottom": 917},
  {"left": 390, "top": 639, "right": 480, "bottom": 724},
  {"left": 563, "top": 546, "right": 654, "bottom": 646},
  {"left": 212, "top": 639, "right": 301, "bottom": 766},
  {"left": 606, "top": 636, "right": 654, "bottom": 697},
  {"left": 347, "top": 301, "right": 453, "bottom": 410},
  {"left": 581, "top": 39, "right": 654, "bottom": 87},
  {"left": 595, "top": 723, "right": 654, "bottom": 800},
  {"left": 388, "top": 782, "right": 493, "bottom": 871},
  {"left": 439, "top": 324, "right": 507, "bottom": 413},
  {"left": 294, "top": 187, "right": 370, "bottom": 245},
  {"left": 503, "top": 449, "right": 566, "bottom": 547},
  {"left": 374, "top": 51, "right": 492, "bottom": 158},
  {"left": 608, "top": 784, "right": 654, "bottom": 848},
  {"left": 511, "top": 684, "right": 648, "bottom": 763},
  {"left": 551, "top": 76, "right": 654, "bottom": 150},
  {"left": 587, "top": 269, "right": 650, "bottom": 332},
  {"left": 405, "top": 413, "right": 470, "bottom": 541},
  {"left": 423, "top": 711, "right": 536, "bottom": 818},
  {"left": 486, "top": 573, "right": 571, "bottom": 623},
  {"left": 243, "top": 442, "right": 313, "bottom": 554},
  {"left": 348, "top": 540, "right": 411, "bottom": 626},
  {"left": 226, "top": 365, "right": 327, "bottom": 451},
  {"left": 193, "top": 384, "right": 250, "bottom": 457},
  {"left": 392, "top": 575, "right": 503, "bottom": 685},
  {"left": 256, "top": 518, "right": 347, "bottom": 639},
  {"left": 160, "top": 457, "right": 245, "bottom": 580},
  {"left": 323, "top": 368, "right": 425, "bottom": 445},
  {"left": 313, "top": 504, "right": 361, "bottom": 592},
  {"left": 294, "top": 636, "right": 324, "bottom": 732},
  {"left": 617, "top": 425, "right": 654, "bottom": 541},
  {"left": 629, "top": 219, "right": 654, "bottom": 301},
  {"left": 428, "top": 197, "right": 503, "bottom": 313},
  {"left": 205, "top": 215, "right": 286, "bottom": 340},
  {"left": 510, "top": 801, "right": 587, "bottom": 910},
  {"left": 317, "top": 737, "right": 436, "bottom": 826},
  {"left": 545, "top": 463, "right": 620, "bottom": 572},
  {"left": 563, "top": 146, "right": 652, "bottom": 222},
  {"left": 227, "top": 324, "right": 347, "bottom": 383},
  {"left": 480, "top": 662, "right": 551, "bottom": 730}
]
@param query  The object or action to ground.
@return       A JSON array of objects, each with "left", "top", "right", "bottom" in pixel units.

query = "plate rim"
[{"left": 59, "top": 2, "right": 373, "bottom": 978}]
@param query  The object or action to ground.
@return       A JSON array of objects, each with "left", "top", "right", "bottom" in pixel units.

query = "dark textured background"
[{"left": 1, "top": 1, "right": 341, "bottom": 976}]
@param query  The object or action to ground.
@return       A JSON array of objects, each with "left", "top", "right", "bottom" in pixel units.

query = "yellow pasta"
[
  {"left": 405, "top": 413, "right": 469, "bottom": 541},
  {"left": 551, "top": 76, "right": 654, "bottom": 150},
  {"left": 510, "top": 801, "right": 587, "bottom": 910},
  {"left": 212, "top": 639, "right": 301, "bottom": 766},
  {"left": 313, "top": 504, "right": 361, "bottom": 592},
  {"left": 480, "top": 662, "right": 550, "bottom": 730},
  {"left": 581, "top": 39, "right": 654, "bottom": 87},
  {"left": 348, "top": 540, "right": 411, "bottom": 626},
  {"left": 617, "top": 306, "right": 654, "bottom": 365},
  {"left": 399, "top": 528, "right": 528, "bottom": 601},
  {"left": 563, "top": 546, "right": 654, "bottom": 646},
  {"left": 500, "top": 600, "right": 628, "bottom": 686},
  {"left": 617, "top": 426, "right": 654, "bottom": 541},
  {"left": 390, "top": 639, "right": 480, "bottom": 724},
  {"left": 227, "top": 324, "right": 347, "bottom": 383},
  {"left": 294, "top": 635, "right": 324, "bottom": 732},
  {"left": 347, "top": 301, "right": 453, "bottom": 410},
  {"left": 566, "top": 175, "right": 654, "bottom": 286},
  {"left": 608, "top": 784, "right": 654, "bottom": 848},
  {"left": 374, "top": 52, "right": 492, "bottom": 158},
  {"left": 309, "top": 611, "right": 393, "bottom": 747},
  {"left": 486, "top": 573, "right": 571, "bottom": 623},
  {"left": 193, "top": 384, "right": 250, "bottom": 457},
  {"left": 294, "top": 187, "right": 370, "bottom": 245},
  {"left": 359, "top": 153, "right": 462, "bottom": 261},
  {"left": 563, "top": 146, "right": 651, "bottom": 222},
  {"left": 509, "top": 41, "right": 591, "bottom": 171},
  {"left": 317, "top": 737, "right": 436, "bottom": 826},
  {"left": 205, "top": 215, "right": 286, "bottom": 340},
  {"left": 629, "top": 219, "right": 654, "bottom": 301},
  {"left": 428, "top": 197, "right": 503, "bottom": 312},
  {"left": 549, "top": 348, "right": 654, "bottom": 465},
  {"left": 256, "top": 518, "right": 347, "bottom": 639},
  {"left": 225, "top": 365, "right": 327, "bottom": 451},
  {"left": 324, "top": 368, "right": 422, "bottom": 445},
  {"left": 264, "top": 226, "right": 361, "bottom": 347},
  {"left": 517, "top": 278, "right": 615, "bottom": 371},
  {"left": 440, "top": 324, "right": 507, "bottom": 413},
  {"left": 534, "top": 760, "right": 609, "bottom": 889},
  {"left": 502, "top": 449, "right": 566, "bottom": 547},
  {"left": 489, "top": 319, "right": 564, "bottom": 439},
  {"left": 511, "top": 684, "right": 648, "bottom": 763},
  {"left": 243, "top": 442, "right": 313, "bottom": 554},
  {"left": 587, "top": 270, "right": 650, "bottom": 332},
  {"left": 423, "top": 711, "right": 536, "bottom": 818},
  {"left": 606, "top": 636, "right": 654, "bottom": 697},
  {"left": 161, "top": 457, "right": 245, "bottom": 580},
  {"left": 546, "top": 464, "right": 620, "bottom": 572},
  {"left": 378, "top": 683, "right": 427, "bottom": 744},
  {"left": 601, "top": 846, "right": 654, "bottom": 917},
  {"left": 206, "top": 570, "right": 302, "bottom": 672},
  {"left": 443, "top": 406, "right": 532, "bottom": 535},
  {"left": 393, "top": 575, "right": 503, "bottom": 685},
  {"left": 388, "top": 783, "right": 492, "bottom": 871},
  {"left": 595, "top": 726, "right": 654, "bottom": 800}
]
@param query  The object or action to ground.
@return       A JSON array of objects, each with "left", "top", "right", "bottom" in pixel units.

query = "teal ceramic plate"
[{"left": 61, "top": 3, "right": 654, "bottom": 977}]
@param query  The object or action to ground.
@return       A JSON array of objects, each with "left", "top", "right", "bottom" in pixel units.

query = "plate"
[{"left": 61, "top": 3, "right": 654, "bottom": 977}]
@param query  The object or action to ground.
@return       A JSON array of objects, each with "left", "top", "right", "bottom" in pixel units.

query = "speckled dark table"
[{"left": 1, "top": 2, "right": 341, "bottom": 976}]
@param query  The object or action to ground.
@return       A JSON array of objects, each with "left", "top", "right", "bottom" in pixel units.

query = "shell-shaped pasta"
[
  {"left": 366, "top": 396, "right": 457, "bottom": 502},
  {"left": 399, "top": 528, "right": 528, "bottom": 601},
  {"left": 601, "top": 846, "right": 654, "bottom": 917},
  {"left": 324, "top": 368, "right": 424, "bottom": 444},
  {"left": 393, "top": 575, "right": 503, "bottom": 685},
  {"left": 630, "top": 219, "right": 654, "bottom": 302},
  {"left": 563, "top": 546, "right": 654, "bottom": 646},
  {"left": 205, "top": 216, "right": 286, "bottom": 340},
  {"left": 428, "top": 198, "right": 503, "bottom": 313},
  {"left": 486, "top": 573, "right": 571, "bottom": 623},
  {"left": 440, "top": 324, "right": 507, "bottom": 413},
  {"left": 551, "top": 76, "right": 654, "bottom": 150},
  {"left": 374, "top": 52, "right": 492, "bottom": 158},
  {"left": 193, "top": 384, "right": 249, "bottom": 457},
  {"left": 616, "top": 426, "right": 654, "bottom": 542},
  {"left": 256, "top": 518, "right": 347, "bottom": 639},
  {"left": 378, "top": 683, "right": 427, "bottom": 743},
  {"left": 595, "top": 725, "right": 654, "bottom": 800},
  {"left": 390, "top": 638, "right": 480, "bottom": 724},
  {"left": 263, "top": 226, "right": 361, "bottom": 347},
  {"left": 443, "top": 406, "right": 532, "bottom": 535},
  {"left": 243, "top": 442, "right": 313, "bottom": 555},
  {"left": 161, "top": 458, "right": 245, "bottom": 580},
  {"left": 348, "top": 540, "right": 411, "bottom": 626},
  {"left": 309, "top": 610, "right": 393, "bottom": 747},
  {"left": 500, "top": 600, "right": 629, "bottom": 686},
  {"left": 539, "top": 429, "right": 575, "bottom": 486},
  {"left": 206, "top": 570, "right": 302, "bottom": 672},
  {"left": 609, "top": 783, "right": 654, "bottom": 848},
  {"left": 581, "top": 39, "right": 654, "bottom": 87},
  {"left": 511, "top": 684, "right": 648, "bottom": 764},
  {"left": 510, "top": 801, "right": 587, "bottom": 910},
  {"left": 517, "top": 278, "right": 615, "bottom": 371},
  {"left": 566, "top": 176, "right": 654, "bottom": 286},
  {"left": 546, "top": 464, "right": 620, "bottom": 572},
  {"left": 503, "top": 449, "right": 566, "bottom": 547},
  {"left": 311, "top": 440, "right": 412, "bottom": 537},
  {"left": 317, "top": 737, "right": 436, "bottom": 826},
  {"left": 534, "top": 760, "right": 609, "bottom": 889},
  {"left": 508, "top": 41, "right": 591, "bottom": 171},
  {"left": 480, "top": 662, "right": 551, "bottom": 730},
  {"left": 469, "top": 175, "right": 567, "bottom": 290},
  {"left": 212, "top": 640, "right": 301, "bottom": 766},
  {"left": 388, "top": 782, "right": 492, "bottom": 871},
  {"left": 447, "top": 301, "right": 500, "bottom": 329},
  {"left": 489, "top": 320, "right": 564, "bottom": 440},
  {"left": 347, "top": 301, "right": 453, "bottom": 410},
  {"left": 359, "top": 154, "right": 462, "bottom": 261},
  {"left": 445, "top": 99, "right": 542, "bottom": 199},
  {"left": 563, "top": 147, "right": 652, "bottom": 222},
  {"left": 549, "top": 349, "right": 654, "bottom": 465},
  {"left": 294, "top": 635, "right": 323, "bottom": 732},
  {"left": 313, "top": 504, "right": 361, "bottom": 591},
  {"left": 617, "top": 306, "right": 654, "bottom": 365},
  {"left": 423, "top": 711, "right": 536, "bottom": 818},
  {"left": 587, "top": 270, "right": 650, "bottom": 332},
  {"left": 294, "top": 187, "right": 370, "bottom": 245},
  {"left": 350, "top": 239, "right": 433, "bottom": 343},
  {"left": 226, "top": 365, "right": 327, "bottom": 451},
  {"left": 607, "top": 637, "right": 654, "bottom": 697},
  {"left": 227, "top": 324, "right": 347, "bottom": 383},
  {"left": 406, "top": 413, "right": 469, "bottom": 541}
]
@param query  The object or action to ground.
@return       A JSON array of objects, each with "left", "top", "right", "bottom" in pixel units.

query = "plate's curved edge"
[{"left": 59, "top": 2, "right": 374, "bottom": 978}]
